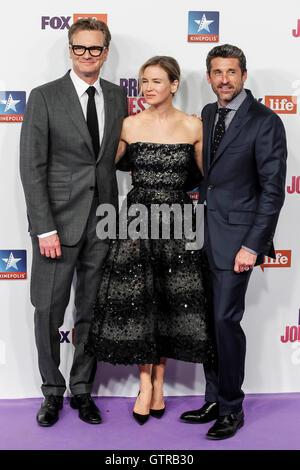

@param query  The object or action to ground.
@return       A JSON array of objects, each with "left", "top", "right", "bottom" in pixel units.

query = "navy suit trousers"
[{"left": 203, "top": 236, "right": 252, "bottom": 415}]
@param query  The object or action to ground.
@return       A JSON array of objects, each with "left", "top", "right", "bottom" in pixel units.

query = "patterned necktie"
[
  {"left": 211, "top": 107, "right": 231, "bottom": 161},
  {"left": 86, "top": 86, "right": 100, "bottom": 159}
]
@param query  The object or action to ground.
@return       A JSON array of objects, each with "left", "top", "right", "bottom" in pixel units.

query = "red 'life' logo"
[
  {"left": 265, "top": 96, "right": 297, "bottom": 114},
  {"left": 260, "top": 250, "right": 291, "bottom": 271}
]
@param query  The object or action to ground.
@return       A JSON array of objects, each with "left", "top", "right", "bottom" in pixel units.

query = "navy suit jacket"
[{"left": 199, "top": 89, "right": 287, "bottom": 270}]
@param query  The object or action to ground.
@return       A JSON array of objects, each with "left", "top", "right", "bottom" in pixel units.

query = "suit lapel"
[
  {"left": 204, "top": 103, "right": 217, "bottom": 174},
  {"left": 97, "top": 78, "right": 115, "bottom": 164},
  {"left": 208, "top": 91, "right": 255, "bottom": 171},
  {"left": 57, "top": 72, "right": 94, "bottom": 159}
]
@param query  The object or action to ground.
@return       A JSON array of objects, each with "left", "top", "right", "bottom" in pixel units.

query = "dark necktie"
[
  {"left": 86, "top": 86, "right": 100, "bottom": 159},
  {"left": 211, "top": 107, "right": 231, "bottom": 161}
]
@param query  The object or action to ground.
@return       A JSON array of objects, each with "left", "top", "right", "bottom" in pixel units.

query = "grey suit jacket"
[{"left": 20, "top": 71, "right": 128, "bottom": 246}]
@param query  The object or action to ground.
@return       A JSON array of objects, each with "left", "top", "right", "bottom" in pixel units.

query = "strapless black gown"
[{"left": 85, "top": 142, "right": 215, "bottom": 365}]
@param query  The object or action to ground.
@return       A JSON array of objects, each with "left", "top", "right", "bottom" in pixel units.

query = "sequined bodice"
[{"left": 129, "top": 142, "right": 194, "bottom": 191}]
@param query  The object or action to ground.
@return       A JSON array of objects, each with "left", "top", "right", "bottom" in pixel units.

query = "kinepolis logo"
[
  {"left": 292, "top": 20, "right": 300, "bottom": 37},
  {"left": 188, "top": 11, "right": 219, "bottom": 43},
  {"left": 281, "top": 310, "right": 300, "bottom": 343},
  {"left": 265, "top": 96, "right": 297, "bottom": 114},
  {"left": 287, "top": 176, "right": 300, "bottom": 194},
  {"left": 260, "top": 250, "right": 291, "bottom": 272},
  {"left": 41, "top": 14, "right": 107, "bottom": 30},
  {"left": 119, "top": 78, "right": 148, "bottom": 115},
  {"left": 0, "top": 250, "right": 27, "bottom": 279},
  {"left": 0, "top": 91, "right": 26, "bottom": 122}
]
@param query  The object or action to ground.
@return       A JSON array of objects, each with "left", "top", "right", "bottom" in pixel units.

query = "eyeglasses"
[{"left": 71, "top": 45, "right": 107, "bottom": 57}]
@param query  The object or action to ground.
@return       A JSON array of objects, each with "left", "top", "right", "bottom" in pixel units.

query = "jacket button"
[
  {"left": 89, "top": 186, "right": 95, "bottom": 191},
  {"left": 208, "top": 184, "right": 214, "bottom": 190}
]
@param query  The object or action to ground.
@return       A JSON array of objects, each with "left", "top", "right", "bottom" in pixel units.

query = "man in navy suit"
[{"left": 180, "top": 44, "right": 287, "bottom": 439}]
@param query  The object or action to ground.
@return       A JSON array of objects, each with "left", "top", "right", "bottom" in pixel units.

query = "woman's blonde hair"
[{"left": 139, "top": 56, "right": 181, "bottom": 95}]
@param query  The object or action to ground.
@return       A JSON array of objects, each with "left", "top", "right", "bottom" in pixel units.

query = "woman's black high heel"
[
  {"left": 132, "top": 410, "right": 150, "bottom": 425},
  {"left": 132, "top": 391, "right": 150, "bottom": 425},
  {"left": 150, "top": 407, "right": 165, "bottom": 419}
]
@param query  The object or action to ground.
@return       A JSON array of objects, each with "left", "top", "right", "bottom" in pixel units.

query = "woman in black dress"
[{"left": 86, "top": 56, "right": 215, "bottom": 424}]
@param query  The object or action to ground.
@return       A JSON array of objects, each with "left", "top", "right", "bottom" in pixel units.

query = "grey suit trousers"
[{"left": 31, "top": 196, "right": 109, "bottom": 397}]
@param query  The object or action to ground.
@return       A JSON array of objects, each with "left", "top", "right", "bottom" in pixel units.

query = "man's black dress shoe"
[
  {"left": 206, "top": 410, "right": 244, "bottom": 440},
  {"left": 180, "top": 401, "right": 218, "bottom": 424},
  {"left": 36, "top": 395, "right": 63, "bottom": 427},
  {"left": 70, "top": 393, "right": 102, "bottom": 424}
]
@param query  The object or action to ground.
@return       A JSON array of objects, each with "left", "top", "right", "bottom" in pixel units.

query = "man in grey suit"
[{"left": 20, "top": 19, "right": 128, "bottom": 426}]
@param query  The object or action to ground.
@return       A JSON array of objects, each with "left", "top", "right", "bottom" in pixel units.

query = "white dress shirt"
[
  {"left": 38, "top": 69, "right": 105, "bottom": 239},
  {"left": 69, "top": 68, "right": 105, "bottom": 144}
]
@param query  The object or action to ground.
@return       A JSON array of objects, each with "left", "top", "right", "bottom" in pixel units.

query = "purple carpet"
[{"left": 0, "top": 394, "right": 299, "bottom": 450}]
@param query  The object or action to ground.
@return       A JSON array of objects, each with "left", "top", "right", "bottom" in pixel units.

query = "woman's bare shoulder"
[
  {"left": 177, "top": 112, "right": 202, "bottom": 138},
  {"left": 122, "top": 113, "right": 141, "bottom": 134},
  {"left": 121, "top": 111, "right": 151, "bottom": 142},
  {"left": 123, "top": 110, "right": 149, "bottom": 128}
]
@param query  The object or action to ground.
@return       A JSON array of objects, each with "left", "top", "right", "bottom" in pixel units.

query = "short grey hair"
[{"left": 206, "top": 44, "right": 247, "bottom": 75}]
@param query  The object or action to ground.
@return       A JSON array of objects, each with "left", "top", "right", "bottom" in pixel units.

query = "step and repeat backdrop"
[{"left": 0, "top": 0, "right": 300, "bottom": 398}]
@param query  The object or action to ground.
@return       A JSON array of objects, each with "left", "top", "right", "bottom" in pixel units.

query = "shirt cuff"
[
  {"left": 38, "top": 230, "right": 57, "bottom": 238},
  {"left": 242, "top": 245, "right": 258, "bottom": 256}
]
